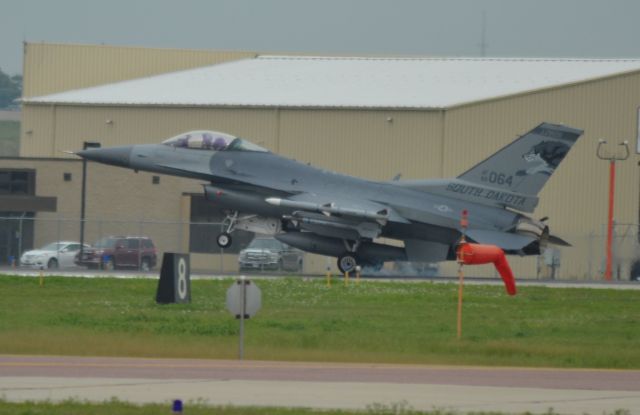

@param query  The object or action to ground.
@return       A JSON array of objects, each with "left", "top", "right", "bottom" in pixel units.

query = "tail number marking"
[{"left": 481, "top": 170, "right": 513, "bottom": 186}]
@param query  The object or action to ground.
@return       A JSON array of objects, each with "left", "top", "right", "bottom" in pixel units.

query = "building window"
[
  {"left": 189, "top": 195, "right": 253, "bottom": 254},
  {"left": 0, "top": 170, "right": 35, "bottom": 195},
  {"left": 63, "top": 172, "right": 72, "bottom": 182},
  {"left": 152, "top": 176, "right": 160, "bottom": 184}
]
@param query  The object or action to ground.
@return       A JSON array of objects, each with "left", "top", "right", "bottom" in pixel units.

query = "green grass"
[
  {"left": 0, "top": 275, "right": 639, "bottom": 368},
  {"left": 0, "top": 399, "right": 622, "bottom": 415},
  {"left": 0, "top": 121, "right": 19, "bottom": 156}
]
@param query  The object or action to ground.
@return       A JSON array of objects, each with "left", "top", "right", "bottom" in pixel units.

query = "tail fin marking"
[{"left": 457, "top": 123, "right": 583, "bottom": 197}]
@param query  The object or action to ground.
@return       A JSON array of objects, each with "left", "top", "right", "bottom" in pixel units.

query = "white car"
[{"left": 20, "top": 241, "right": 89, "bottom": 269}]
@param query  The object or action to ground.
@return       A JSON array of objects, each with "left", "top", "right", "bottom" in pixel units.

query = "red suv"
[{"left": 76, "top": 236, "right": 157, "bottom": 271}]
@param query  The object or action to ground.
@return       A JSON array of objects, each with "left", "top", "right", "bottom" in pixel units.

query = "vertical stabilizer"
[{"left": 457, "top": 123, "right": 583, "bottom": 196}]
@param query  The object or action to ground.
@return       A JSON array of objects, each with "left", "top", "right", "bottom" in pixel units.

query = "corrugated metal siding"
[
  {"left": 279, "top": 109, "right": 444, "bottom": 181},
  {"left": 22, "top": 106, "right": 279, "bottom": 157},
  {"left": 20, "top": 105, "right": 54, "bottom": 157},
  {"left": 23, "top": 43, "right": 255, "bottom": 97}
]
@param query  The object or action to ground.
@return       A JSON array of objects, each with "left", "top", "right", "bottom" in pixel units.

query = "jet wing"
[
  {"left": 266, "top": 193, "right": 409, "bottom": 224},
  {"left": 266, "top": 193, "right": 409, "bottom": 240}
]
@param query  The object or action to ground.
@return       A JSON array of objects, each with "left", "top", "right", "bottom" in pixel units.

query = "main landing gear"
[
  {"left": 337, "top": 254, "right": 358, "bottom": 274},
  {"left": 337, "top": 254, "right": 383, "bottom": 274},
  {"left": 336, "top": 239, "right": 384, "bottom": 274},
  {"left": 337, "top": 239, "right": 360, "bottom": 274}
]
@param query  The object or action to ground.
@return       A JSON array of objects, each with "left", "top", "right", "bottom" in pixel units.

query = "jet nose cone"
[{"left": 76, "top": 146, "right": 133, "bottom": 168}]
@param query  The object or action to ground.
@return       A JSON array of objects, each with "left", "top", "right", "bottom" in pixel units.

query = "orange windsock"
[{"left": 457, "top": 243, "right": 517, "bottom": 296}]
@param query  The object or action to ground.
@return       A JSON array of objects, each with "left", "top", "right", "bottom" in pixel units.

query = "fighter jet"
[{"left": 76, "top": 123, "right": 582, "bottom": 279}]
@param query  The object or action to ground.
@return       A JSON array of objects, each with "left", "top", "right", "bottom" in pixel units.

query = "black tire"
[
  {"left": 337, "top": 254, "right": 358, "bottom": 274},
  {"left": 630, "top": 260, "right": 640, "bottom": 282},
  {"left": 140, "top": 258, "right": 151, "bottom": 271},
  {"left": 216, "top": 232, "right": 232, "bottom": 248},
  {"left": 47, "top": 258, "right": 58, "bottom": 269}
]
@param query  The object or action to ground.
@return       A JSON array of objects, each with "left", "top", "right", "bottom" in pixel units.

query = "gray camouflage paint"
[{"left": 76, "top": 122, "right": 583, "bottom": 264}]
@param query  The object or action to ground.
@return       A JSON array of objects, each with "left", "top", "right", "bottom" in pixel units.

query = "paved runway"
[{"left": 1, "top": 356, "right": 639, "bottom": 414}]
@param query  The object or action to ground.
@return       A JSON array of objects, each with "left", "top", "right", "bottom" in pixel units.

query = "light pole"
[
  {"left": 596, "top": 139, "right": 629, "bottom": 281},
  {"left": 80, "top": 141, "right": 101, "bottom": 259}
]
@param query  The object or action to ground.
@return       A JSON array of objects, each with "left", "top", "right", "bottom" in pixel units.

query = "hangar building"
[{"left": 3, "top": 43, "right": 640, "bottom": 278}]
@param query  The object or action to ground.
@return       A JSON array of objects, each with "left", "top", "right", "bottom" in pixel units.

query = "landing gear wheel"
[
  {"left": 337, "top": 254, "right": 358, "bottom": 274},
  {"left": 216, "top": 232, "right": 232, "bottom": 248}
]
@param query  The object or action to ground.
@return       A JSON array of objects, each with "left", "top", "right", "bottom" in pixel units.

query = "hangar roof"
[{"left": 23, "top": 55, "right": 640, "bottom": 109}]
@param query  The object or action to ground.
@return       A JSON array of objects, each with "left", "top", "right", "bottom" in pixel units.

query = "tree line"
[{"left": 0, "top": 67, "right": 22, "bottom": 109}]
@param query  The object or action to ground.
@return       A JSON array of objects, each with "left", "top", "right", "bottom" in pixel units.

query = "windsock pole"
[{"left": 457, "top": 210, "right": 468, "bottom": 340}]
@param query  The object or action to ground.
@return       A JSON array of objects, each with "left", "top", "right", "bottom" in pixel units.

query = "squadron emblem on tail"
[{"left": 518, "top": 140, "right": 570, "bottom": 176}]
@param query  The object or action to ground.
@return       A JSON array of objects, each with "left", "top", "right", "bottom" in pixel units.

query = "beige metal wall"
[
  {"left": 23, "top": 43, "right": 255, "bottom": 97},
  {"left": 278, "top": 109, "right": 445, "bottom": 180},
  {"left": 21, "top": 106, "right": 280, "bottom": 157}
]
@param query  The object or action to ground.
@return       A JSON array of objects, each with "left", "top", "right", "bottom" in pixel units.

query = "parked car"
[
  {"left": 75, "top": 236, "right": 157, "bottom": 271},
  {"left": 238, "top": 238, "right": 304, "bottom": 272},
  {"left": 20, "top": 241, "right": 89, "bottom": 269}
]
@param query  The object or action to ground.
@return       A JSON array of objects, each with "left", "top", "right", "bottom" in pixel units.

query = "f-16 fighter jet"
[{"left": 76, "top": 123, "right": 581, "bottom": 289}]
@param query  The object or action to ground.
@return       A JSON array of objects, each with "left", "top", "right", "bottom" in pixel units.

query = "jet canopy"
[{"left": 162, "top": 131, "right": 268, "bottom": 152}]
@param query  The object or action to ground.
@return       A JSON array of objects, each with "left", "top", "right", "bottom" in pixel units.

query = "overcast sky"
[{"left": 1, "top": 0, "right": 639, "bottom": 75}]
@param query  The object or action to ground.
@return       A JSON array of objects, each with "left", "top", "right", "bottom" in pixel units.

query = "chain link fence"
[
  {"left": 0, "top": 216, "right": 235, "bottom": 273},
  {"left": 0, "top": 216, "right": 638, "bottom": 280}
]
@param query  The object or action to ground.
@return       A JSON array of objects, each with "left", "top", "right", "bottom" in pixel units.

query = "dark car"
[
  {"left": 631, "top": 259, "right": 640, "bottom": 281},
  {"left": 238, "top": 238, "right": 304, "bottom": 272},
  {"left": 75, "top": 236, "right": 157, "bottom": 271}
]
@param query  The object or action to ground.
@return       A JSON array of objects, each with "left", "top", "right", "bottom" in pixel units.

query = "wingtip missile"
[
  {"left": 266, "top": 197, "right": 389, "bottom": 221},
  {"left": 265, "top": 197, "right": 283, "bottom": 206}
]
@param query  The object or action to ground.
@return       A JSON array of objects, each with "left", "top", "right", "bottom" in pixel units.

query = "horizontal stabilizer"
[
  {"left": 466, "top": 229, "right": 535, "bottom": 251},
  {"left": 404, "top": 240, "right": 450, "bottom": 262},
  {"left": 548, "top": 234, "right": 571, "bottom": 247}
]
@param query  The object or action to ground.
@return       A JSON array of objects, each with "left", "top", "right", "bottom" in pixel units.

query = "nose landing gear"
[
  {"left": 337, "top": 239, "right": 361, "bottom": 274},
  {"left": 216, "top": 211, "right": 238, "bottom": 248},
  {"left": 216, "top": 232, "right": 232, "bottom": 248}
]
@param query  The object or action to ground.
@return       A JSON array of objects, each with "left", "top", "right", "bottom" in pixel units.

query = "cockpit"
[{"left": 162, "top": 131, "right": 269, "bottom": 152}]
